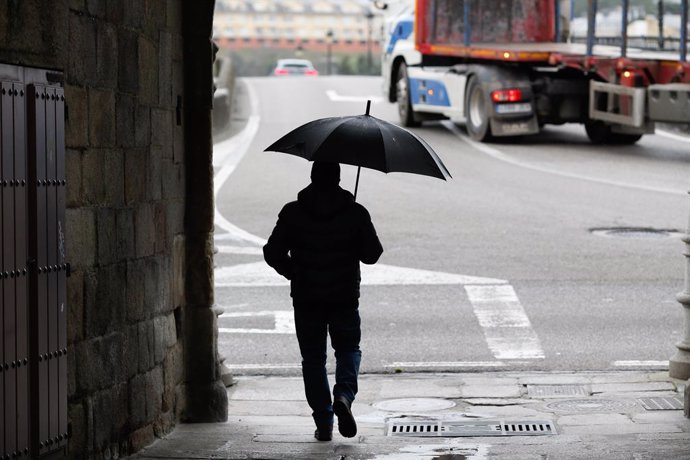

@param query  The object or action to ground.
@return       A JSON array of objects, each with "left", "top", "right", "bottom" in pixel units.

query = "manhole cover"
[
  {"left": 527, "top": 385, "right": 589, "bottom": 398},
  {"left": 387, "top": 419, "right": 556, "bottom": 437},
  {"left": 545, "top": 398, "right": 638, "bottom": 412},
  {"left": 373, "top": 398, "right": 456, "bottom": 412},
  {"left": 638, "top": 396, "right": 684, "bottom": 410},
  {"left": 590, "top": 227, "right": 680, "bottom": 239}
]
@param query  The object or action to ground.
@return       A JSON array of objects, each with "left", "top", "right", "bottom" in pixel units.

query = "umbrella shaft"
[{"left": 354, "top": 166, "right": 361, "bottom": 201}]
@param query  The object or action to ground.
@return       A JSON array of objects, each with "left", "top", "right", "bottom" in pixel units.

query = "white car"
[{"left": 272, "top": 59, "right": 319, "bottom": 77}]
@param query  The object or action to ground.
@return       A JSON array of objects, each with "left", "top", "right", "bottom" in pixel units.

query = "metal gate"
[{"left": 2, "top": 64, "right": 67, "bottom": 459}]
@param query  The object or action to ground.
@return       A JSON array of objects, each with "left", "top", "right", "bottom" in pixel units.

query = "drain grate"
[
  {"left": 527, "top": 385, "right": 589, "bottom": 398},
  {"left": 638, "top": 396, "right": 684, "bottom": 410},
  {"left": 387, "top": 419, "right": 556, "bottom": 437}
]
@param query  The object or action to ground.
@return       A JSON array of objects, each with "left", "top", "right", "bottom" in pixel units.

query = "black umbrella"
[{"left": 264, "top": 101, "right": 451, "bottom": 199}]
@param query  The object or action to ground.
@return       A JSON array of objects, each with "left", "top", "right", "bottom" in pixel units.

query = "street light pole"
[
  {"left": 366, "top": 10, "right": 374, "bottom": 75},
  {"left": 670, "top": 193, "right": 690, "bottom": 381},
  {"left": 326, "top": 29, "right": 333, "bottom": 75}
]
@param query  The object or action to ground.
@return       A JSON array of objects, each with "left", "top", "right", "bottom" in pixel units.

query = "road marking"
[
  {"left": 215, "top": 261, "right": 506, "bottom": 287},
  {"left": 385, "top": 361, "right": 507, "bottom": 369},
  {"left": 215, "top": 245, "right": 264, "bottom": 255},
  {"left": 223, "top": 363, "right": 302, "bottom": 370},
  {"left": 656, "top": 129, "right": 690, "bottom": 144},
  {"left": 326, "top": 89, "right": 384, "bottom": 104},
  {"left": 465, "top": 285, "right": 545, "bottom": 360},
  {"left": 219, "top": 310, "right": 295, "bottom": 334},
  {"left": 612, "top": 360, "right": 668, "bottom": 369},
  {"left": 213, "top": 81, "right": 267, "bottom": 245},
  {"left": 442, "top": 121, "right": 687, "bottom": 197},
  {"left": 213, "top": 82, "right": 541, "bottom": 361}
]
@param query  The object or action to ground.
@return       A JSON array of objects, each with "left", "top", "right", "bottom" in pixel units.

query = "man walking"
[{"left": 263, "top": 161, "right": 383, "bottom": 441}]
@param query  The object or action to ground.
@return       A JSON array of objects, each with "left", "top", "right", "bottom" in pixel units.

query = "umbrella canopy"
[{"left": 264, "top": 101, "right": 451, "bottom": 185}]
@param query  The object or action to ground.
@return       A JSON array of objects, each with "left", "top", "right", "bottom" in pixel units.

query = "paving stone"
[
  {"left": 378, "top": 377, "right": 463, "bottom": 399},
  {"left": 460, "top": 384, "right": 523, "bottom": 399},
  {"left": 632, "top": 411, "right": 688, "bottom": 424},
  {"left": 591, "top": 382, "right": 676, "bottom": 393},
  {"left": 556, "top": 413, "right": 632, "bottom": 426},
  {"left": 560, "top": 423, "right": 683, "bottom": 435},
  {"left": 517, "top": 374, "right": 592, "bottom": 385}
]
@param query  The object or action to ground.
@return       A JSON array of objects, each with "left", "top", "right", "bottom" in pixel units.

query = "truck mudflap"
[{"left": 489, "top": 115, "right": 540, "bottom": 137}]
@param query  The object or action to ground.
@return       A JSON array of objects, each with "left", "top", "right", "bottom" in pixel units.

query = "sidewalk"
[{"left": 132, "top": 371, "right": 689, "bottom": 459}]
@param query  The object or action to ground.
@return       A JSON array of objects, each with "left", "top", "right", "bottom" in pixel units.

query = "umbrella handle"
[{"left": 354, "top": 166, "right": 361, "bottom": 201}]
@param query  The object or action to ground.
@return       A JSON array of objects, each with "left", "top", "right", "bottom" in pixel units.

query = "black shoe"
[
  {"left": 333, "top": 396, "right": 357, "bottom": 438},
  {"left": 314, "top": 424, "right": 333, "bottom": 441}
]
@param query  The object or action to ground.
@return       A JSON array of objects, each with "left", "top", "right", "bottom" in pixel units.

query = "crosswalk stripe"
[{"left": 465, "top": 284, "right": 545, "bottom": 360}]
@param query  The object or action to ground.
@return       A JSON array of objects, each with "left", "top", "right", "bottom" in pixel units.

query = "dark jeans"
[{"left": 293, "top": 301, "right": 362, "bottom": 427}]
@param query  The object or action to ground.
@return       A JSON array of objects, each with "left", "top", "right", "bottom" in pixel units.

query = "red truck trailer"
[{"left": 382, "top": 0, "right": 690, "bottom": 143}]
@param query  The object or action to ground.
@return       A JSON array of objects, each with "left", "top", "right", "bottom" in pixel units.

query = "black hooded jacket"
[{"left": 263, "top": 183, "right": 383, "bottom": 303}]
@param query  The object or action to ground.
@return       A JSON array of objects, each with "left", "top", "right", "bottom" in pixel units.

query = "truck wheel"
[
  {"left": 584, "top": 121, "right": 611, "bottom": 144},
  {"left": 465, "top": 76, "right": 492, "bottom": 141},
  {"left": 585, "top": 121, "right": 643, "bottom": 145},
  {"left": 396, "top": 63, "right": 420, "bottom": 127},
  {"left": 610, "top": 133, "right": 643, "bottom": 145}
]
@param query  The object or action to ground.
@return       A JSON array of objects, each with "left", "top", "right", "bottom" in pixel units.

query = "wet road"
[{"left": 213, "top": 75, "right": 690, "bottom": 376}]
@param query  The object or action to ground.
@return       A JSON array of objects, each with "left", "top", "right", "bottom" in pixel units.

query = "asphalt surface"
[{"left": 213, "top": 75, "right": 690, "bottom": 376}]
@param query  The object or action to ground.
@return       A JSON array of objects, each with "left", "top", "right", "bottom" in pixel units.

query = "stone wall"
[{"left": 0, "top": 1, "right": 226, "bottom": 457}]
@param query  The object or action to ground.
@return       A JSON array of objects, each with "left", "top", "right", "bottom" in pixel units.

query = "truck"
[{"left": 380, "top": 0, "right": 690, "bottom": 144}]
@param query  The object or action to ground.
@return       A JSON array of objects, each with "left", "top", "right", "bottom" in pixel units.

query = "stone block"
[
  {"left": 184, "top": 235, "right": 214, "bottom": 307},
  {"left": 154, "top": 203, "right": 167, "bottom": 254},
  {"left": 126, "top": 260, "right": 145, "bottom": 323},
  {"left": 154, "top": 313, "right": 177, "bottom": 364},
  {"left": 162, "top": 343, "right": 183, "bottom": 412},
  {"left": 117, "top": 29, "right": 139, "bottom": 94},
  {"left": 104, "top": 149, "right": 124, "bottom": 206},
  {"left": 161, "top": 159, "right": 184, "bottom": 200},
  {"left": 84, "top": 264, "right": 126, "bottom": 337},
  {"left": 67, "top": 344, "right": 77, "bottom": 398},
  {"left": 93, "top": 388, "right": 115, "bottom": 449},
  {"left": 87, "top": 0, "right": 107, "bottom": 18},
  {"left": 173, "top": 235, "right": 185, "bottom": 308},
  {"left": 148, "top": 147, "right": 162, "bottom": 201},
  {"left": 65, "top": 207, "right": 96, "bottom": 269},
  {"left": 135, "top": 204, "right": 156, "bottom": 257},
  {"left": 128, "top": 425, "right": 154, "bottom": 453},
  {"left": 184, "top": 306, "right": 219, "bottom": 382},
  {"left": 68, "top": 402, "right": 88, "bottom": 459},
  {"left": 76, "top": 334, "right": 124, "bottom": 393},
  {"left": 122, "top": 324, "right": 139, "bottom": 379},
  {"left": 135, "top": 105, "right": 151, "bottom": 147},
  {"left": 144, "top": 257, "right": 163, "bottom": 314},
  {"left": 116, "top": 208, "right": 135, "bottom": 260},
  {"left": 158, "top": 32, "right": 173, "bottom": 107},
  {"left": 153, "top": 410, "right": 175, "bottom": 438},
  {"left": 116, "top": 94, "right": 135, "bottom": 148},
  {"left": 138, "top": 321, "right": 154, "bottom": 373},
  {"left": 67, "top": 13, "right": 97, "bottom": 86},
  {"left": 124, "top": 148, "right": 147, "bottom": 204},
  {"left": 685, "top": 379, "right": 689, "bottom": 419},
  {"left": 146, "top": 366, "right": 164, "bottom": 420},
  {"left": 129, "top": 373, "right": 147, "bottom": 427},
  {"left": 96, "top": 21, "right": 118, "bottom": 88},
  {"left": 151, "top": 108, "right": 172, "bottom": 151},
  {"left": 65, "top": 85, "right": 88, "bottom": 148},
  {"left": 96, "top": 208, "right": 117, "bottom": 265},
  {"left": 65, "top": 149, "right": 83, "bottom": 207},
  {"left": 82, "top": 149, "right": 105, "bottom": 205},
  {"left": 67, "top": 269, "right": 84, "bottom": 344},
  {"left": 88, "top": 88, "right": 116, "bottom": 147},
  {"left": 138, "top": 35, "right": 158, "bottom": 106}
]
